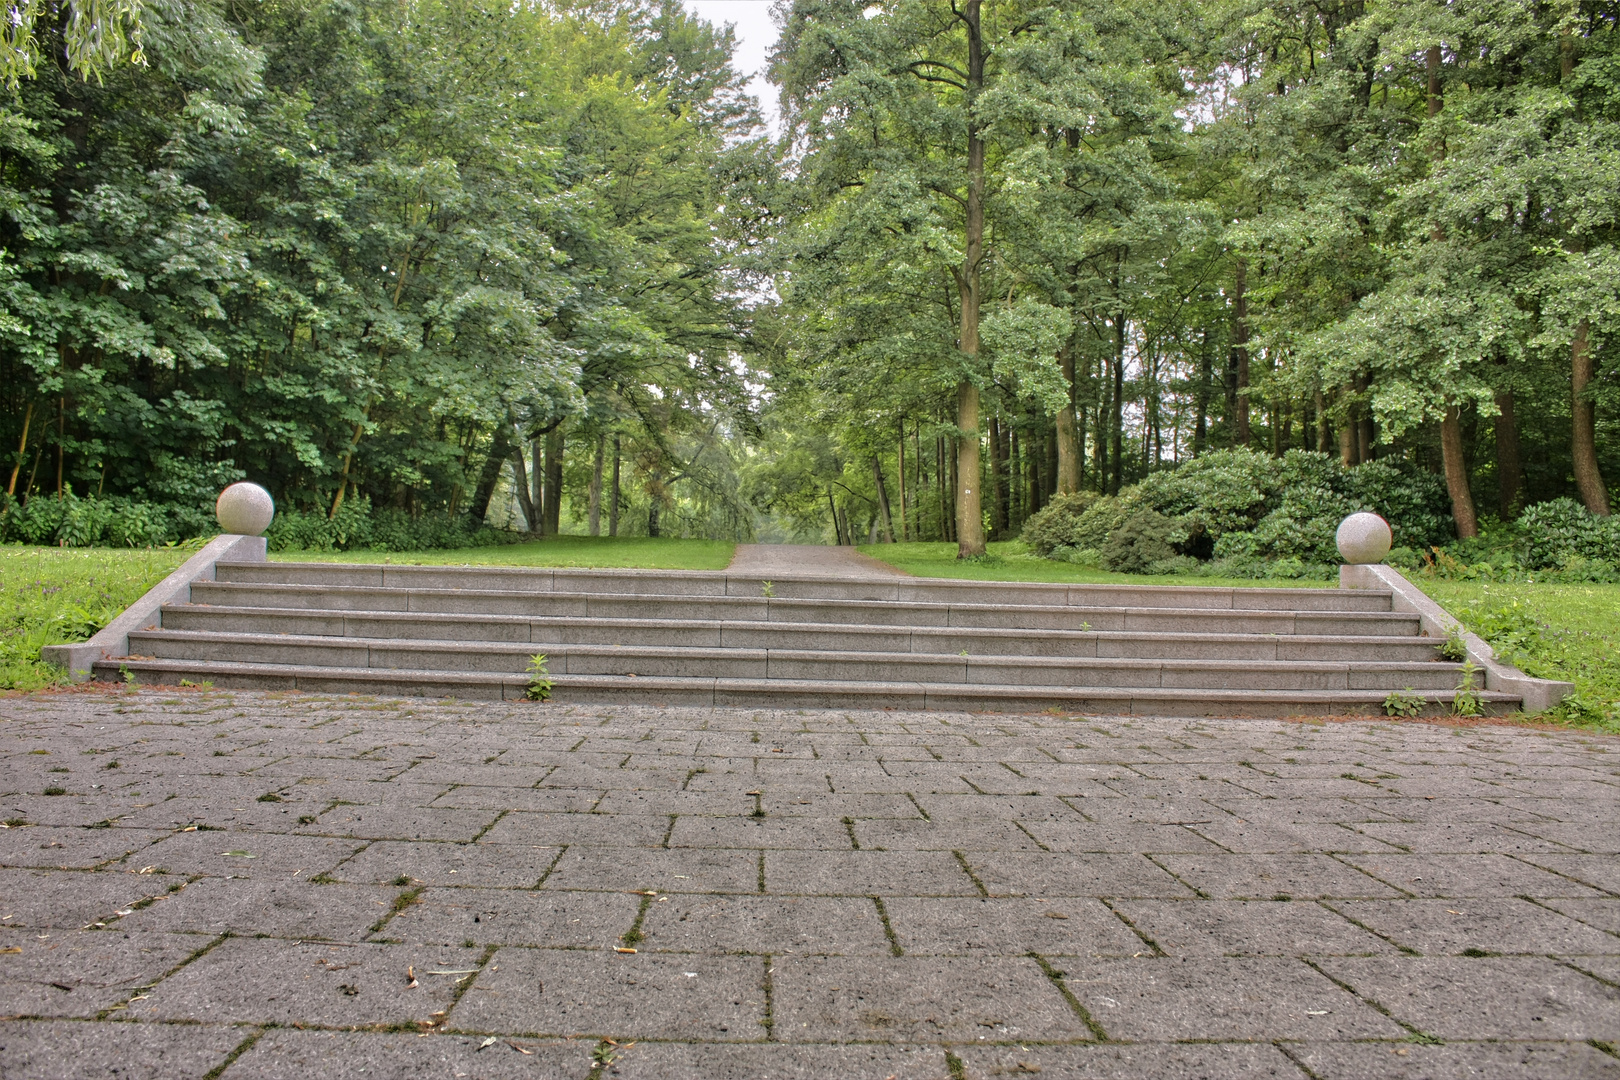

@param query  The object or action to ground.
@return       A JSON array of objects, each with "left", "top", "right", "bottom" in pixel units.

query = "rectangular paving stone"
[
  {"left": 1289, "top": 1039, "right": 1620, "bottom": 1080},
  {"left": 333, "top": 840, "right": 565, "bottom": 889},
  {"left": 765, "top": 851, "right": 981, "bottom": 897},
  {"left": 771, "top": 954, "right": 1092, "bottom": 1043},
  {"left": 1154, "top": 853, "right": 1403, "bottom": 900},
  {"left": 389, "top": 887, "right": 638, "bottom": 948},
  {"left": 0, "top": 826, "right": 169, "bottom": 870},
  {"left": 955, "top": 1042, "right": 1306, "bottom": 1079},
  {"left": 1114, "top": 899, "right": 1395, "bottom": 957},
  {"left": 0, "top": 868, "right": 176, "bottom": 930},
  {"left": 1337, "top": 853, "right": 1604, "bottom": 899},
  {"left": 477, "top": 812, "right": 669, "bottom": 848},
  {"left": 1316, "top": 956, "right": 1620, "bottom": 1041},
  {"left": 0, "top": 928, "right": 201, "bottom": 1019},
  {"left": 543, "top": 848, "right": 761, "bottom": 894},
  {"left": 1332, "top": 897, "right": 1620, "bottom": 957},
  {"left": 603, "top": 1042, "right": 949, "bottom": 1080},
  {"left": 0, "top": 1018, "right": 245, "bottom": 1080},
  {"left": 963, "top": 852, "right": 1194, "bottom": 899},
  {"left": 1538, "top": 898, "right": 1620, "bottom": 938},
  {"left": 222, "top": 1028, "right": 584, "bottom": 1079},
  {"left": 667, "top": 815, "right": 851, "bottom": 850},
  {"left": 127, "top": 937, "right": 481, "bottom": 1027},
  {"left": 299, "top": 805, "right": 501, "bottom": 842},
  {"left": 132, "top": 830, "right": 364, "bottom": 879},
  {"left": 637, "top": 895, "right": 893, "bottom": 955},
  {"left": 1056, "top": 956, "right": 1405, "bottom": 1041},
  {"left": 884, "top": 897, "right": 1143, "bottom": 957},
  {"left": 117, "top": 877, "right": 397, "bottom": 939},
  {"left": 450, "top": 947, "right": 764, "bottom": 1040}
]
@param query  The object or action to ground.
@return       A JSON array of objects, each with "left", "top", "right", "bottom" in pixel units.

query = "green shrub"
[
  {"left": 1019, "top": 492, "right": 1101, "bottom": 556},
  {"left": 0, "top": 492, "right": 206, "bottom": 548},
  {"left": 1101, "top": 509, "right": 1182, "bottom": 573},
  {"left": 1518, "top": 498, "right": 1620, "bottom": 570},
  {"left": 265, "top": 497, "right": 521, "bottom": 553}
]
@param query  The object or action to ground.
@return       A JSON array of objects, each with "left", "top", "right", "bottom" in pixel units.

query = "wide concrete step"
[
  {"left": 92, "top": 658, "right": 1520, "bottom": 717},
  {"left": 175, "top": 587, "right": 1421, "bottom": 637},
  {"left": 222, "top": 561, "right": 1395, "bottom": 612},
  {"left": 140, "top": 615, "right": 1441, "bottom": 662},
  {"left": 124, "top": 629, "right": 1472, "bottom": 691}
]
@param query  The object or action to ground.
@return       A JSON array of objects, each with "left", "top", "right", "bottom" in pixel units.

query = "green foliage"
[
  {"left": 1438, "top": 624, "right": 1469, "bottom": 663},
  {"left": 1517, "top": 499, "right": 1620, "bottom": 572},
  {"left": 1020, "top": 493, "right": 1102, "bottom": 557},
  {"left": 1101, "top": 510, "right": 1181, "bottom": 575},
  {"left": 1452, "top": 662, "right": 1484, "bottom": 718},
  {"left": 1383, "top": 689, "right": 1426, "bottom": 718},
  {"left": 1, "top": 546, "right": 188, "bottom": 690},
  {"left": 0, "top": 493, "right": 211, "bottom": 548},
  {"left": 265, "top": 499, "right": 517, "bottom": 554},
  {"left": 1425, "top": 580, "right": 1620, "bottom": 733},
  {"left": 526, "top": 654, "right": 553, "bottom": 702}
]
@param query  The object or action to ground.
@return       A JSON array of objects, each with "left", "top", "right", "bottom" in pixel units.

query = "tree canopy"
[{"left": 2, "top": 0, "right": 1617, "bottom": 553}]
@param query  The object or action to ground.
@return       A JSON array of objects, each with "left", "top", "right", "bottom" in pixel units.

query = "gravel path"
[
  {"left": 726, "top": 543, "right": 909, "bottom": 579},
  {"left": 1, "top": 690, "right": 1618, "bottom": 1078}
]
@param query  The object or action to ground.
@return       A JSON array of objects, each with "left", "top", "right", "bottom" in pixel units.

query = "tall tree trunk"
[
  {"left": 609, "top": 435, "right": 621, "bottom": 537},
  {"left": 1055, "top": 343, "right": 1081, "bottom": 492},
  {"left": 953, "top": 0, "right": 987, "bottom": 558},
  {"left": 530, "top": 438, "right": 543, "bottom": 534},
  {"left": 1231, "top": 260, "right": 1251, "bottom": 447},
  {"left": 329, "top": 417, "right": 365, "bottom": 519},
  {"left": 1441, "top": 405, "right": 1479, "bottom": 539},
  {"left": 55, "top": 397, "right": 64, "bottom": 499},
  {"left": 468, "top": 422, "right": 514, "bottom": 525},
  {"left": 835, "top": 502, "right": 852, "bottom": 547},
  {"left": 1571, "top": 320, "right": 1611, "bottom": 514},
  {"left": 987, "top": 413, "right": 1007, "bottom": 537},
  {"left": 1491, "top": 390, "right": 1524, "bottom": 520},
  {"left": 6, "top": 400, "right": 32, "bottom": 496},
  {"left": 897, "top": 425, "right": 908, "bottom": 541},
  {"left": 1044, "top": 426, "right": 1058, "bottom": 499},
  {"left": 872, "top": 457, "right": 896, "bottom": 542},
  {"left": 827, "top": 488, "right": 842, "bottom": 544},
  {"left": 1193, "top": 328, "right": 1212, "bottom": 457},
  {"left": 510, "top": 441, "right": 536, "bottom": 531},
  {"left": 1109, "top": 314, "right": 1125, "bottom": 495},
  {"left": 543, "top": 427, "right": 564, "bottom": 535},
  {"left": 1315, "top": 390, "right": 1331, "bottom": 453},
  {"left": 588, "top": 434, "right": 604, "bottom": 536}
]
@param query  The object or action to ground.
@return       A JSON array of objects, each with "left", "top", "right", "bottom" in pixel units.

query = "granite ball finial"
[
  {"left": 1336, "top": 512, "right": 1392, "bottom": 565},
  {"left": 216, "top": 482, "right": 275, "bottom": 537}
]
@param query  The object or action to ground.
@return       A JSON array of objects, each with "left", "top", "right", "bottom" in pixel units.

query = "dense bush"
[
  {"left": 1517, "top": 498, "right": 1620, "bottom": 570},
  {"left": 1020, "top": 448, "right": 1455, "bottom": 571},
  {"left": 0, "top": 492, "right": 214, "bottom": 548},
  {"left": 265, "top": 498, "right": 522, "bottom": 553}
]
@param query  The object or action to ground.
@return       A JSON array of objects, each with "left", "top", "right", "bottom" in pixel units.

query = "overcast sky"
[{"left": 684, "top": 0, "right": 783, "bottom": 129}]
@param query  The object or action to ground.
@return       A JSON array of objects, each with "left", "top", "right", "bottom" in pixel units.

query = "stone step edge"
[
  {"left": 163, "top": 603, "right": 1421, "bottom": 637},
  {"left": 247, "top": 560, "right": 1379, "bottom": 604},
  {"left": 192, "top": 579, "right": 1400, "bottom": 620},
  {"left": 93, "top": 658, "right": 1521, "bottom": 717},
  {"left": 123, "top": 628, "right": 1462, "bottom": 674}
]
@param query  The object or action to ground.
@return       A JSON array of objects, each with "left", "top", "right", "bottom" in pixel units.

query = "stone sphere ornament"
[
  {"left": 1336, "top": 512, "right": 1392, "bottom": 565},
  {"left": 216, "top": 482, "right": 275, "bottom": 536}
]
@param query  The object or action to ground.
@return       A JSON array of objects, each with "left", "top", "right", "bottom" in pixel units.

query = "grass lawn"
[
  {"left": 273, "top": 535, "right": 736, "bottom": 571},
  {"left": 1418, "top": 579, "right": 1620, "bottom": 733},
  {"left": 860, "top": 541, "right": 1338, "bottom": 588},
  {"left": 1, "top": 545, "right": 192, "bottom": 691}
]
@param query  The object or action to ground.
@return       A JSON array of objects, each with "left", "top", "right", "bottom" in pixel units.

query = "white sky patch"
[{"left": 684, "top": 0, "right": 783, "bottom": 132}]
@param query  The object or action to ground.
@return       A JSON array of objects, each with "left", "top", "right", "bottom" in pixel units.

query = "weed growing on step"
[
  {"left": 526, "top": 654, "right": 553, "bottom": 702},
  {"left": 1452, "top": 662, "right": 1484, "bottom": 717},
  {"left": 1383, "top": 689, "right": 1426, "bottom": 718},
  {"left": 1438, "top": 624, "right": 1469, "bottom": 662},
  {"left": 761, "top": 580, "right": 774, "bottom": 598}
]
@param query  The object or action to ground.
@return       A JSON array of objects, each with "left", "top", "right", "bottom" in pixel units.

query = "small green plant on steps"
[
  {"left": 1438, "top": 623, "right": 1468, "bottom": 662},
  {"left": 1452, "top": 660, "right": 1484, "bottom": 717},
  {"left": 526, "top": 654, "right": 554, "bottom": 702},
  {"left": 1383, "top": 688, "right": 1426, "bottom": 718},
  {"left": 761, "top": 580, "right": 774, "bottom": 598}
]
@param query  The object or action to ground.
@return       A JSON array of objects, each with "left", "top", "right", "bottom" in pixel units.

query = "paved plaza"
[{"left": 1, "top": 689, "right": 1618, "bottom": 1079}]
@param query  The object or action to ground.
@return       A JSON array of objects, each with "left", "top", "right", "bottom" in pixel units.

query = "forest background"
[{"left": 2, "top": 0, "right": 1619, "bottom": 578}]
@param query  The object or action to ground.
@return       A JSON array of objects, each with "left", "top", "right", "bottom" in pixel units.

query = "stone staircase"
[{"left": 91, "top": 561, "right": 1520, "bottom": 716}]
